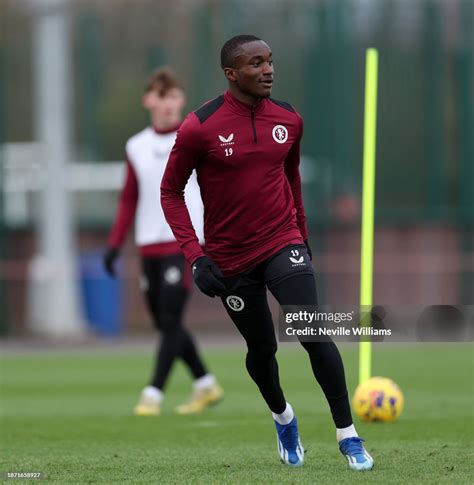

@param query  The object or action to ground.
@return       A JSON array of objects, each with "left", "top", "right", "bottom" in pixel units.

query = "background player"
[
  {"left": 104, "top": 67, "right": 223, "bottom": 416},
  {"left": 161, "top": 36, "right": 373, "bottom": 470}
]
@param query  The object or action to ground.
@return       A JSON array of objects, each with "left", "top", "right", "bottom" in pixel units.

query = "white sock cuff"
[
  {"left": 336, "top": 424, "right": 358, "bottom": 442},
  {"left": 143, "top": 385, "right": 163, "bottom": 402},
  {"left": 272, "top": 402, "right": 295, "bottom": 425},
  {"left": 193, "top": 374, "right": 216, "bottom": 390}
]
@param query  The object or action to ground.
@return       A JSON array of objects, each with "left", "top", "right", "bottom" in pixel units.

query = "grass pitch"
[{"left": 1, "top": 343, "right": 473, "bottom": 483}]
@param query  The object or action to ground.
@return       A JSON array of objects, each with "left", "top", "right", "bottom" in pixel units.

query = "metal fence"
[
  {"left": 0, "top": 0, "right": 473, "bottom": 333},
  {"left": 2, "top": 0, "right": 473, "bottom": 224}
]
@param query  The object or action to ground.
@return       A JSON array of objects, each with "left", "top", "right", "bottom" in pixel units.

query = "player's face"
[
  {"left": 226, "top": 41, "right": 274, "bottom": 99},
  {"left": 142, "top": 87, "right": 186, "bottom": 122}
]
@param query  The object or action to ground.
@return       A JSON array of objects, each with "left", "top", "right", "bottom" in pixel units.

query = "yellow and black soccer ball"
[{"left": 353, "top": 377, "right": 404, "bottom": 422}]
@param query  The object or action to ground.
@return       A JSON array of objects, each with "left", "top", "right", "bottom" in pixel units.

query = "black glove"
[
  {"left": 103, "top": 247, "right": 120, "bottom": 276},
  {"left": 192, "top": 256, "right": 226, "bottom": 298},
  {"left": 304, "top": 239, "right": 312, "bottom": 261}
]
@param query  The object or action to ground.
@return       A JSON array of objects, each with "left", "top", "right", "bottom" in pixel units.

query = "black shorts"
[
  {"left": 141, "top": 254, "right": 191, "bottom": 330},
  {"left": 221, "top": 244, "right": 314, "bottom": 303}
]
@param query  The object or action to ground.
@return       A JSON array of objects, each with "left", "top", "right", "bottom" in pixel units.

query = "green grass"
[{"left": 1, "top": 343, "right": 473, "bottom": 483}]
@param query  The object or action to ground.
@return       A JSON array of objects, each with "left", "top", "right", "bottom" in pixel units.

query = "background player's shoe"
[
  {"left": 134, "top": 389, "right": 161, "bottom": 416},
  {"left": 339, "top": 437, "right": 374, "bottom": 471},
  {"left": 274, "top": 416, "right": 304, "bottom": 466},
  {"left": 175, "top": 383, "right": 224, "bottom": 415}
]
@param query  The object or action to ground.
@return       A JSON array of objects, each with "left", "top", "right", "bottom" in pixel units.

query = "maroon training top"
[{"left": 161, "top": 90, "right": 308, "bottom": 276}]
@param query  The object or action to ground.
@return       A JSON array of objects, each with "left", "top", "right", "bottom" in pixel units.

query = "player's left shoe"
[
  {"left": 175, "top": 383, "right": 224, "bottom": 415},
  {"left": 339, "top": 437, "right": 374, "bottom": 471},
  {"left": 274, "top": 416, "right": 304, "bottom": 466},
  {"left": 133, "top": 390, "right": 161, "bottom": 417}
]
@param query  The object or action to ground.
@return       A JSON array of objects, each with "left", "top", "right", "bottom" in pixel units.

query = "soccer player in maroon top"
[
  {"left": 104, "top": 68, "right": 223, "bottom": 417},
  {"left": 161, "top": 36, "right": 374, "bottom": 470}
]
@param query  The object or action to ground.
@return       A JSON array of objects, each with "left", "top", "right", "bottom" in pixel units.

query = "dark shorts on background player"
[{"left": 141, "top": 253, "right": 191, "bottom": 332}]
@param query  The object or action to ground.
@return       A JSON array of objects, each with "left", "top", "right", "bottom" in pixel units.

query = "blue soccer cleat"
[
  {"left": 274, "top": 416, "right": 304, "bottom": 466},
  {"left": 339, "top": 437, "right": 374, "bottom": 471}
]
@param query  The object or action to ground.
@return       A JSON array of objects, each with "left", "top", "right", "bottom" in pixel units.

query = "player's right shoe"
[
  {"left": 339, "top": 437, "right": 374, "bottom": 471},
  {"left": 274, "top": 416, "right": 304, "bottom": 466},
  {"left": 134, "top": 389, "right": 161, "bottom": 416}
]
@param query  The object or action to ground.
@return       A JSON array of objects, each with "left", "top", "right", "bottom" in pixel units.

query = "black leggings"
[
  {"left": 142, "top": 255, "right": 207, "bottom": 390},
  {"left": 221, "top": 245, "right": 352, "bottom": 428}
]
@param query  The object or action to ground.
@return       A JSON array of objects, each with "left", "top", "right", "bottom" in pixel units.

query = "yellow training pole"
[{"left": 359, "top": 48, "right": 379, "bottom": 384}]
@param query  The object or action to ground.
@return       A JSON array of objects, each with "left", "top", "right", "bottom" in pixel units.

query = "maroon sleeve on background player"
[{"left": 108, "top": 158, "right": 139, "bottom": 248}]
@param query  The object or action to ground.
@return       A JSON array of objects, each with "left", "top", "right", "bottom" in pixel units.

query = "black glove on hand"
[
  {"left": 304, "top": 239, "right": 313, "bottom": 261},
  {"left": 103, "top": 247, "right": 120, "bottom": 276},
  {"left": 192, "top": 256, "right": 226, "bottom": 298}
]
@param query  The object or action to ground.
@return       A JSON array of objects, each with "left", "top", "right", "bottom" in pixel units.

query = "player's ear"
[
  {"left": 224, "top": 67, "right": 237, "bottom": 82},
  {"left": 142, "top": 92, "right": 152, "bottom": 109},
  {"left": 178, "top": 90, "right": 186, "bottom": 109}
]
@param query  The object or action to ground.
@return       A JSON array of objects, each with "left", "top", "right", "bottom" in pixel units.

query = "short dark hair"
[
  {"left": 144, "top": 67, "right": 184, "bottom": 96},
  {"left": 220, "top": 34, "right": 262, "bottom": 69}
]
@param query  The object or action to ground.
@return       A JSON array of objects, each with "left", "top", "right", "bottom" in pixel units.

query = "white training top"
[{"left": 126, "top": 126, "right": 204, "bottom": 246}]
